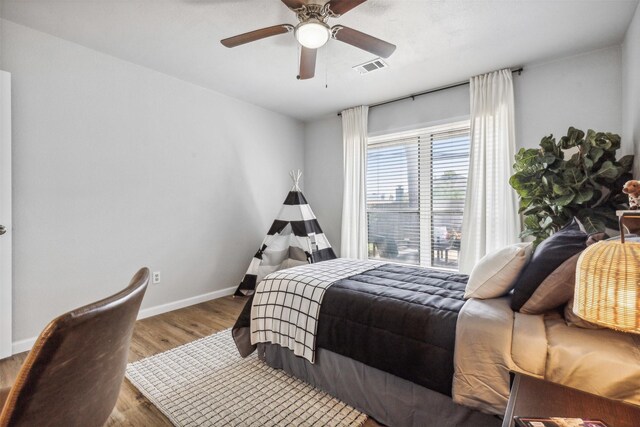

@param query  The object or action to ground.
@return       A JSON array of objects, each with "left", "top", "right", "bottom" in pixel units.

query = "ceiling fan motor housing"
[{"left": 295, "top": 18, "right": 331, "bottom": 49}]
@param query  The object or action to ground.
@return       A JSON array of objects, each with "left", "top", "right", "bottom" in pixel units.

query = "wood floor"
[{"left": 0, "top": 295, "right": 380, "bottom": 426}]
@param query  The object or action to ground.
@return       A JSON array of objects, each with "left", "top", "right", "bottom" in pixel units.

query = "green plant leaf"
[
  {"left": 593, "top": 160, "right": 622, "bottom": 180},
  {"left": 561, "top": 127, "right": 584, "bottom": 149},
  {"left": 538, "top": 151, "right": 556, "bottom": 165},
  {"left": 590, "top": 147, "right": 604, "bottom": 163},
  {"left": 583, "top": 157, "right": 593, "bottom": 169},
  {"left": 540, "top": 136, "right": 556, "bottom": 152},
  {"left": 509, "top": 174, "right": 531, "bottom": 191},
  {"left": 574, "top": 188, "right": 594, "bottom": 204},
  {"left": 563, "top": 168, "right": 585, "bottom": 187},
  {"left": 554, "top": 212, "right": 574, "bottom": 227},
  {"left": 541, "top": 216, "right": 554, "bottom": 229},
  {"left": 515, "top": 148, "right": 539, "bottom": 163},
  {"left": 552, "top": 183, "right": 570, "bottom": 195},
  {"left": 618, "top": 155, "right": 634, "bottom": 172},
  {"left": 590, "top": 131, "right": 612, "bottom": 150},
  {"left": 584, "top": 129, "right": 597, "bottom": 149},
  {"left": 519, "top": 229, "right": 540, "bottom": 239},
  {"left": 596, "top": 132, "right": 621, "bottom": 151},
  {"left": 521, "top": 205, "right": 542, "bottom": 216},
  {"left": 554, "top": 192, "right": 575, "bottom": 206},
  {"left": 543, "top": 173, "right": 557, "bottom": 187},
  {"left": 524, "top": 215, "right": 542, "bottom": 230},
  {"left": 513, "top": 148, "right": 541, "bottom": 172},
  {"left": 567, "top": 152, "right": 581, "bottom": 167},
  {"left": 578, "top": 216, "right": 605, "bottom": 234}
]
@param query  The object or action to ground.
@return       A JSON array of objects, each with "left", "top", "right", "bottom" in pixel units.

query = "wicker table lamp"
[{"left": 574, "top": 213, "right": 640, "bottom": 334}]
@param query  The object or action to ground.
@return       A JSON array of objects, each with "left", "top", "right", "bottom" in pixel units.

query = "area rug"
[{"left": 125, "top": 329, "right": 367, "bottom": 427}]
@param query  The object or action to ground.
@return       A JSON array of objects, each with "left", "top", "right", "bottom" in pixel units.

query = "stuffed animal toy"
[{"left": 623, "top": 180, "right": 640, "bottom": 210}]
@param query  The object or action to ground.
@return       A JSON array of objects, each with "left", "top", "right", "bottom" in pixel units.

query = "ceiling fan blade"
[
  {"left": 221, "top": 24, "right": 293, "bottom": 48},
  {"left": 281, "top": 0, "right": 307, "bottom": 11},
  {"left": 327, "top": 0, "right": 367, "bottom": 16},
  {"left": 332, "top": 25, "right": 396, "bottom": 58},
  {"left": 298, "top": 47, "right": 317, "bottom": 80}
]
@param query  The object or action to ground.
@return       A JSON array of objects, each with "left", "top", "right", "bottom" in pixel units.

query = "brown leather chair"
[{"left": 0, "top": 268, "right": 149, "bottom": 427}]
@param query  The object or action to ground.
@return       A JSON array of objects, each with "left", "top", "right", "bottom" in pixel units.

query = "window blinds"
[{"left": 366, "top": 121, "right": 470, "bottom": 270}]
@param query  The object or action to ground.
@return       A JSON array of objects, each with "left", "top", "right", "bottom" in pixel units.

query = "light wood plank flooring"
[{"left": 0, "top": 295, "right": 379, "bottom": 426}]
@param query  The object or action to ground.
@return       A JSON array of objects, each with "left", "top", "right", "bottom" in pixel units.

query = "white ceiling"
[{"left": 1, "top": 0, "right": 638, "bottom": 121}]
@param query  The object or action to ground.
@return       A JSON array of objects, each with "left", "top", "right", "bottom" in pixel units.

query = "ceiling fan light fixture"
[{"left": 295, "top": 19, "right": 330, "bottom": 49}]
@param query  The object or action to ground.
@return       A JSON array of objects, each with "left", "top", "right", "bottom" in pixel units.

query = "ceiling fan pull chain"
[
  {"left": 297, "top": 45, "right": 301, "bottom": 80},
  {"left": 325, "top": 50, "right": 329, "bottom": 89}
]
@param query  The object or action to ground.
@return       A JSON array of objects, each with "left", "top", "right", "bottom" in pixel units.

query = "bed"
[{"left": 232, "top": 258, "right": 640, "bottom": 427}]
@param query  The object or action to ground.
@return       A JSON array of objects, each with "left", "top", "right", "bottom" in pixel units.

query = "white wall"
[
  {"left": 304, "top": 116, "right": 343, "bottom": 256},
  {"left": 368, "top": 85, "right": 470, "bottom": 137},
  {"left": 515, "top": 46, "right": 623, "bottom": 152},
  {"left": 304, "top": 46, "right": 625, "bottom": 248},
  {"left": 1, "top": 20, "right": 304, "bottom": 345},
  {"left": 622, "top": 2, "right": 640, "bottom": 178}
]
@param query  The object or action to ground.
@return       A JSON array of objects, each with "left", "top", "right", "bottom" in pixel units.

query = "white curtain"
[
  {"left": 459, "top": 69, "right": 520, "bottom": 273},
  {"left": 340, "top": 105, "right": 369, "bottom": 259}
]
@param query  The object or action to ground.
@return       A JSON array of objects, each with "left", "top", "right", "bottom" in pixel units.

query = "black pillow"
[{"left": 510, "top": 218, "right": 588, "bottom": 311}]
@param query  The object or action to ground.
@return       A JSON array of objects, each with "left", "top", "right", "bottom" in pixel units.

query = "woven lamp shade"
[{"left": 574, "top": 240, "right": 640, "bottom": 333}]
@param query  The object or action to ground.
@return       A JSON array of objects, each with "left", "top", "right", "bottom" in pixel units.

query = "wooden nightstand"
[
  {"left": 617, "top": 210, "right": 640, "bottom": 234},
  {"left": 502, "top": 373, "right": 640, "bottom": 427}
]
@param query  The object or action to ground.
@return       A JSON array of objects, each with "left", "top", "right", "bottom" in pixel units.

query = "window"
[{"left": 366, "top": 121, "right": 470, "bottom": 270}]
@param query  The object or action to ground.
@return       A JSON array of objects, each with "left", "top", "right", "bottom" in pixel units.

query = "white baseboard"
[
  {"left": 11, "top": 286, "right": 237, "bottom": 355},
  {"left": 137, "top": 285, "right": 236, "bottom": 320},
  {"left": 11, "top": 337, "right": 35, "bottom": 355}
]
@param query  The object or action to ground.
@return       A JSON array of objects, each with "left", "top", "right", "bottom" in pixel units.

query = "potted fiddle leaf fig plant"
[{"left": 510, "top": 127, "right": 634, "bottom": 246}]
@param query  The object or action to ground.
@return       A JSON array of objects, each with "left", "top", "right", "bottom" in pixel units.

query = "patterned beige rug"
[{"left": 126, "top": 329, "right": 367, "bottom": 427}]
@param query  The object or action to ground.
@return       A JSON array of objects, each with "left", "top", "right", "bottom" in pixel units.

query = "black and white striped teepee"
[{"left": 235, "top": 170, "right": 337, "bottom": 296}]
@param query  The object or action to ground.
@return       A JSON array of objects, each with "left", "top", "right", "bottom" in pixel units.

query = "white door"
[{"left": 0, "top": 71, "right": 12, "bottom": 358}]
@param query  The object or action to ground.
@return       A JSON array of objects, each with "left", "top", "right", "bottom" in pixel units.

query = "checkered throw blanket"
[{"left": 250, "top": 258, "right": 380, "bottom": 363}]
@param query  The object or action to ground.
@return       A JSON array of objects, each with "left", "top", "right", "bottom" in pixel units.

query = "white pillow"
[{"left": 464, "top": 242, "right": 533, "bottom": 299}]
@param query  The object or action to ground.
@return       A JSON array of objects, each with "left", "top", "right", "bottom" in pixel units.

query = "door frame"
[{"left": 0, "top": 70, "right": 12, "bottom": 358}]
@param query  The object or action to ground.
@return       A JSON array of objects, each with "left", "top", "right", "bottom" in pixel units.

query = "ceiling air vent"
[{"left": 353, "top": 58, "right": 388, "bottom": 75}]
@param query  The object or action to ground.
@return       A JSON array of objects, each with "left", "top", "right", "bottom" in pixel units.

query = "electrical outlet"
[{"left": 152, "top": 271, "right": 161, "bottom": 284}]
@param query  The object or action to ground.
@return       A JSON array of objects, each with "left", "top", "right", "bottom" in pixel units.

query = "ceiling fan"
[{"left": 220, "top": 0, "right": 396, "bottom": 80}]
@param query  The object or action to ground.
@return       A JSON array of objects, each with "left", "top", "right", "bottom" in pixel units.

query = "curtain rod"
[{"left": 337, "top": 67, "right": 523, "bottom": 116}]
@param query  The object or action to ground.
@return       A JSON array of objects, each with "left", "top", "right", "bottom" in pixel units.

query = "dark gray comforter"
[{"left": 233, "top": 263, "right": 468, "bottom": 397}]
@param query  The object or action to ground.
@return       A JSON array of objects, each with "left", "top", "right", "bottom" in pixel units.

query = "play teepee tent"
[{"left": 235, "top": 170, "right": 337, "bottom": 296}]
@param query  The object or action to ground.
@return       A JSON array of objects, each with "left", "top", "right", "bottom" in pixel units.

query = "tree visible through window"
[{"left": 366, "top": 121, "right": 470, "bottom": 270}]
